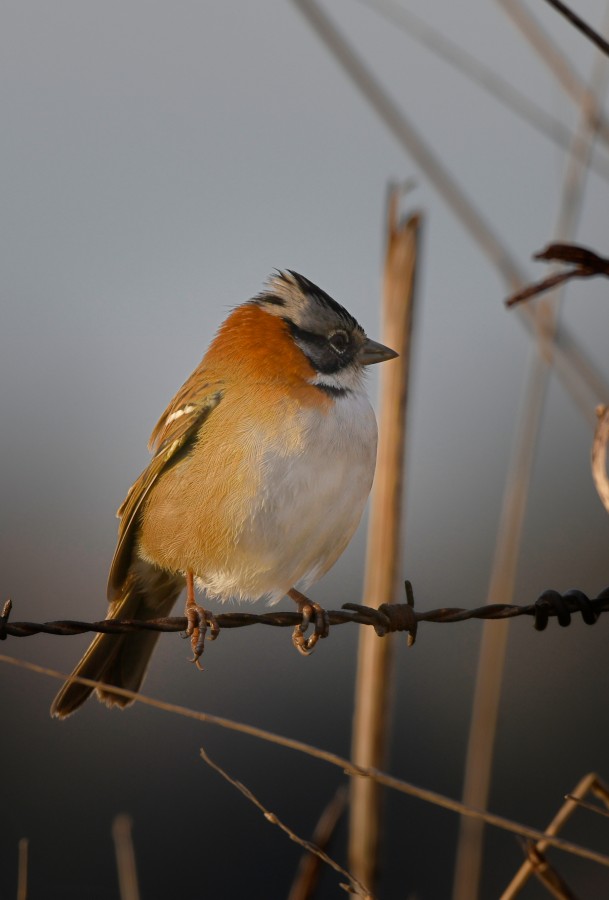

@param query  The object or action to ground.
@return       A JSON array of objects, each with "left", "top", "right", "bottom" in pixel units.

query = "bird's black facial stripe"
[
  {"left": 286, "top": 322, "right": 326, "bottom": 349},
  {"left": 285, "top": 320, "right": 358, "bottom": 374}
]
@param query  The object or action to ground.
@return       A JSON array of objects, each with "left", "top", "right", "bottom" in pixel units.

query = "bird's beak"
[{"left": 359, "top": 337, "right": 399, "bottom": 366}]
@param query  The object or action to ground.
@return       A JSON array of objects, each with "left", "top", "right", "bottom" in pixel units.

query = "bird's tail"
[{"left": 51, "top": 562, "right": 184, "bottom": 718}]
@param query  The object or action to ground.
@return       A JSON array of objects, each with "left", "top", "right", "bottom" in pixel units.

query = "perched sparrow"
[{"left": 51, "top": 271, "right": 397, "bottom": 717}]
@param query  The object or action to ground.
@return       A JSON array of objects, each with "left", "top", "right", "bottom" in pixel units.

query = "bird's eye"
[{"left": 328, "top": 330, "right": 350, "bottom": 353}]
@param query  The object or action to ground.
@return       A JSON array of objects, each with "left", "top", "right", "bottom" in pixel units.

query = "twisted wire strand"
[{"left": 2, "top": 584, "right": 608, "bottom": 645}]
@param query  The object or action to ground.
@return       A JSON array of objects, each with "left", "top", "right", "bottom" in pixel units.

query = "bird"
[{"left": 51, "top": 270, "right": 397, "bottom": 718}]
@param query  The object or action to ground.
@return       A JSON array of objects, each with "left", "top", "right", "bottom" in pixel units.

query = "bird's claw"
[
  {"left": 291, "top": 594, "right": 330, "bottom": 656},
  {"left": 184, "top": 604, "right": 220, "bottom": 668}
]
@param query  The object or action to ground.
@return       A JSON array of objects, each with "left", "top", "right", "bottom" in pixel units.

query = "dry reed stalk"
[
  {"left": 517, "top": 843, "right": 578, "bottom": 899},
  {"left": 348, "top": 191, "right": 419, "bottom": 893},
  {"left": 291, "top": 0, "right": 521, "bottom": 288},
  {"left": 112, "top": 814, "right": 140, "bottom": 900},
  {"left": 501, "top": 774, "right": 609, "bottom": 898},
  {"left": 451, "top": 350, "right": 547, "bottom": 900},
  {"left": 291, "top": 0, "right": 609, "bottom": 422},
  {"left": 498, "top": 0, "right": 609, "bottom": 147},
  {"left": 17, "top": 838, "right": 28, "bottom": 900},
  {"left": 452, "top": 18, "right": 609, "bottom": 898},
  {"left": 356, "top": 0, "right": 609, "bottom": 183}
]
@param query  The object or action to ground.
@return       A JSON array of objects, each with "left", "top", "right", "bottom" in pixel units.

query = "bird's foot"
[
  {"left": 184, "top": 603, "right": 220, "bottom": 669},
  {"left": 288, "top": 588, "right": 330, "bottom": 656}
]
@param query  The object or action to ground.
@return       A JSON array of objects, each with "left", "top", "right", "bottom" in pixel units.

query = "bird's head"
[{"left": 252, "top": 270, "right": 397, "bottom": 394}]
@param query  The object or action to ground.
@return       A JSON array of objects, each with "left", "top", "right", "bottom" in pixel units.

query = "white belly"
[{"left": 197, "top": 390, "right": 378, "bottom": 603}]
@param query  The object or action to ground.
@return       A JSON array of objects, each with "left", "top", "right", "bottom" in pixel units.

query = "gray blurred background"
[{"left": 2, "top": 1, "right": 609, "bottom": 897}]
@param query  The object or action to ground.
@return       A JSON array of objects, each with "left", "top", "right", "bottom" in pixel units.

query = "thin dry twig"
[
  {"left": 3, "top": 653, "right": 609, "bottom": 873},
  {"left": 564, "top": 796, "right": 609, "bottom": 821},
  {"left": 289, "top": 787, "right": 349, "bottom": 900},
  {"left": 506, "top": 268, "right": 595, "bottom": 306},
  {"left": 506, "top": 243, "right": 609, "bottom": 306},
  {"left": 199, "top": 748, "right": 370, "bottom": 898},
  {"left": 542, "top": 0, "right": 609, "bottom": 58},
  {"left": 501, "top": 774, "right": 609, "bottom": 898}
]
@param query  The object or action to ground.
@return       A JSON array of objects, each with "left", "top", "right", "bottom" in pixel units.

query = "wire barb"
[{"left": 3, "top": 583, "right": 609, "bottom": 643}]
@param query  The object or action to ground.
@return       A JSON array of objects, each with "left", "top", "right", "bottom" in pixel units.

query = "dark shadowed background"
[{"left": 2, "top": 1, "right": 609, "bottom": 897}]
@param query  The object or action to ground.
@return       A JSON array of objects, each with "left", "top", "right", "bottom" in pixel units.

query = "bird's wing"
[{"left": 107, "top": 381, "right": 224, "bottom": 600}]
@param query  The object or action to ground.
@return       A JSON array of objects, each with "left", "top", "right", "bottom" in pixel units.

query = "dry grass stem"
[
  {"left": 519, "top": 842, "right": 578, "bottom": 899},
  {"left": 288, "top": 786, "right": 348, "bottom": 900},
  {"left": 498, "top": 0, "right": 609, "bottom": 146},
  {"left": 501, "top": 774, "right": 609, "bottom": 898},
  {"left": 17, "top": 838, "right": 28, "bottom": 900},
  {"left": 592, "top": 406, "right": 609, "bottom": 514},
  {"left": 112, "top": 815, "right": 140, "bottom": 900},
  {"left": 452, "top": 347, "right": 548, "bottom": 900},
  {"left": 291, "top": 0, "right": 522, "bottom": 289},
  {"left": 292, "top": 0, "right": 609, "bottom": 423},
  {"left": 199, "top": 749, "right": 370, "bottom": 898},
  {"left": 349, "top": 194, "right": 419, "bottom": 891},
  {"left": 4, "top": 654, "right": 609, "bottom": 872},
  {"left": 355, "top": 0, "right": 609, "bottom": 183},
  {"left": 453, "top": 29, "right": 609, "bottom": 898}
]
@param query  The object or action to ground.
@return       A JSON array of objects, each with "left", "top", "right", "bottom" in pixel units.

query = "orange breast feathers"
[
  {"left": 137, "top": 304, "right": 332, "bottom": 579},
  {"left": 204, "top": 303, "right": 326, "bottom": 396}
]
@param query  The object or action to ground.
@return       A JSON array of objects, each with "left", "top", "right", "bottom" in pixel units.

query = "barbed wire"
[{"left": 2, "top": 584, "right": 608, "bottom": 647}]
